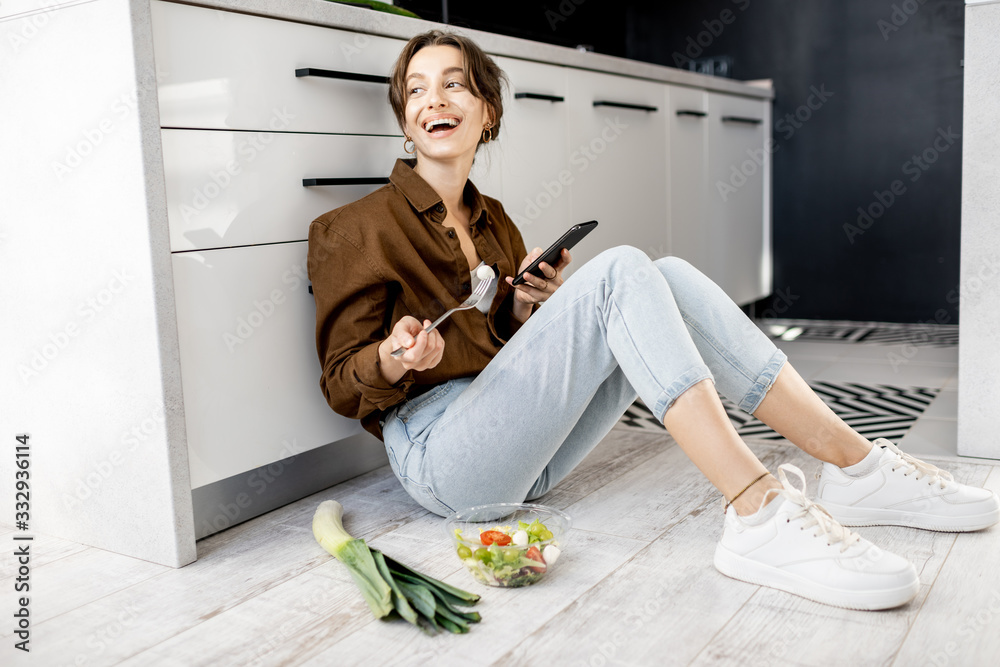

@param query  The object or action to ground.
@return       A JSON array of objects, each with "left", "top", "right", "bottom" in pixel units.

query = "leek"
[{"left": 312, "top": 500, "right": 481, "bottom": 634}]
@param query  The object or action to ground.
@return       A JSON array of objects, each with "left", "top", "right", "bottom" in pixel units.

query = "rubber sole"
[
  {"left": 820, "top": 501, "right": 1000, "bottom": 533},
  {"left": 714, "top": 544, "right": 920, "bottom": 611}
]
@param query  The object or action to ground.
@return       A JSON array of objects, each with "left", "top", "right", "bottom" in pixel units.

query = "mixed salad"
[{"left": 453, "top": 518, "right": 562, "bottom": 587}]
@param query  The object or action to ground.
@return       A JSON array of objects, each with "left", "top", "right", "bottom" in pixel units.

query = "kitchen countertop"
[{"left": 160, "top": 0, "right": 774, "bottom": 99}]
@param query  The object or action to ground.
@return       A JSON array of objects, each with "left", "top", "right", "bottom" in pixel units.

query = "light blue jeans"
[{"left": 382, "top": 246, "right": 787, "bottom": 516}]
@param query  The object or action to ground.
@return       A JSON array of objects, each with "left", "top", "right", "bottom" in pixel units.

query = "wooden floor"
[{"left": 4, "top": 425, "right": 1000, "bottom": 667}]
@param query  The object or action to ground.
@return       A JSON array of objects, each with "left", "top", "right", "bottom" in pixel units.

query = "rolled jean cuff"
[
  {"left": 737, "top": 348, "right": 788, "bottom": 414},
  {"left": 652, "top": 364, "right": 715, "bottom": 423}
]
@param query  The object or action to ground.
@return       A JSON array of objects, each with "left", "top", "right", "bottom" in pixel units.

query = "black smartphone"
[{"left": 512, "top": 220, "right": 598, "bottom": 286}]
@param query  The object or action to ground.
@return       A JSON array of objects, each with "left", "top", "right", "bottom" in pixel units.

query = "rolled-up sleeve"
[{"left": 308, "top": 219, "right": 413, "bottom": 422}]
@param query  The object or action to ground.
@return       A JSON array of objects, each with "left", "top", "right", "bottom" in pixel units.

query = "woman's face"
[{"left": 403, "top": 45, "right": 491, "bottom": 166}]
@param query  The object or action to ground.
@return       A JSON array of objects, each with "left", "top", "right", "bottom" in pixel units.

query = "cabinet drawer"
[
  {"left": 162, "top": 130, "right": 402, "bottom": 251},
  {"left": 707, "top": 92, "right": 768, "bottom": 305},
  {"left": 495, "top": 56, "right": 572, "bottom": 245},
  {"left": 565, "top": 69, "right": 668, "bottom": 270},
  {"left": 667, "top": 85, "right": 710, "bottom": 274},
  {"left": 172, "top": 242, "right": 361, "bottom": 489},
  {"left": 151, "top": 0, "right": 404, "bottom": 135}
]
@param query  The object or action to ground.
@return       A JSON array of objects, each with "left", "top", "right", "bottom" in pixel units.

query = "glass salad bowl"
[{"left": 444, "top": 503, "right": 571, "bottom": 588}]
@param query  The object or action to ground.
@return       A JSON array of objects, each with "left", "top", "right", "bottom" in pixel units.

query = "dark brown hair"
[{"left": 388, "top": 30, "right": 507, "bottom": 147}]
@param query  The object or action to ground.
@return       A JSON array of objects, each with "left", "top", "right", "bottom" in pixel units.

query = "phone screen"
[{"left": 511, "top": 221, "right": 598, "bottom": 286}]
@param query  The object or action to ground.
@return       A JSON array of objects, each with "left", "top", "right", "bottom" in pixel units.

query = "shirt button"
[
  {"left": 462, "top": 282, "right": 472, "bottom": 291},
  {"left": 434, "top": 204, "right": 445, "bottom": 214},
  {"left": 447, "top": 230, "right": 456, "bottom": 239}
]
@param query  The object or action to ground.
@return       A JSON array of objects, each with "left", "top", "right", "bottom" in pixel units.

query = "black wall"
[{"left": 395, "top": 0, "right": 966, "bottom": 324}]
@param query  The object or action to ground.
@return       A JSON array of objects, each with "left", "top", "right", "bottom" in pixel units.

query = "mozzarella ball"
[
  {"left": 542, "top": 544, "right": 561, "bottom": 565},
  {"left": 477, "top": 265, "right": 495, "bottom": 281}
]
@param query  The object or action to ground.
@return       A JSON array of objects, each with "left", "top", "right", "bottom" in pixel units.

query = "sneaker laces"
[
  {"left": 876, "top": 438, "right": 953, "bottom": 490},
  {"left": 764, "top": 463, "right": 861, "bottom": 553}
]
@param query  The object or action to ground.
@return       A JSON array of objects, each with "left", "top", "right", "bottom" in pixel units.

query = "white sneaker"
[
  {"left": 714, "top": 464, "right": 919, "bottom": 611},
  {"left": 818, "top": 438, "right": 1000, "bottom": 532}
]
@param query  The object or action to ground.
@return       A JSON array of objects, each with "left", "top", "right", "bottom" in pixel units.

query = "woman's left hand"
[{"left": 507, "top": 247, "right": 571, "bottom": 316}]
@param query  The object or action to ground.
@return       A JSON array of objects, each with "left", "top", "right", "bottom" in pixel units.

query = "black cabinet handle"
[
  {"left": 514, "top": 92, "right": 565, "bottom": 103},
  {"left": 676, "top": 110, "right": 707, "bottom": 117},
  {"left": 295, "top": 68, "right": 389, "bottom": 85},
  {"left": 303, "top": 177, "right": 390, "bottom": 187},
  {"left": 593, "top": 100, "right": 658, "bottom": 112},
  {"left": 721, "top": 116, "right": 763, "bottom": 125}
]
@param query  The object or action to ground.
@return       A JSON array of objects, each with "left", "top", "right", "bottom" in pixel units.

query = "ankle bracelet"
[{"left": 724, "top": 471, "right": 770, "bottom": 514}]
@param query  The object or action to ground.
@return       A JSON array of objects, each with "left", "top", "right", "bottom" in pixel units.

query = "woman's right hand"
[{"left": 378, "top": 316, "right": 445, "bottom": 383}]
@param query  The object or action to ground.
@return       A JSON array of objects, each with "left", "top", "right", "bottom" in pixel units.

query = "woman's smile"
[
  {"left": 421, "top": 113, "right": 463, "bottom": 138},
  {"left": 404, "top": 45, "right": 489, "bottom": 164}
]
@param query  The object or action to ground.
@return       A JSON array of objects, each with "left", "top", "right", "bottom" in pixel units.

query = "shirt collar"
[{"left": 389, "top": 158, "right": 490, "bottom": 227}]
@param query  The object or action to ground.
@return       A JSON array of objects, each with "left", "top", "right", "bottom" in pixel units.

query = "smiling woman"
[
  {"left": 387, "top": 31, "right": 507, "bottom": 157},
  {"left": 306, "top": 29, "right": 998, "bottom": 613}
]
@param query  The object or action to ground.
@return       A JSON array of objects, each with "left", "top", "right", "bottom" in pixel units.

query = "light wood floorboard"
[
  {"left": 6, "top": 428, "right": 1000, "bottom": 667},
  {"left": 891, "top": 467, "right": 1000, "bottom": 667},
  {"left": 0, "top": 529, "right": 89, "bottom": 582}
]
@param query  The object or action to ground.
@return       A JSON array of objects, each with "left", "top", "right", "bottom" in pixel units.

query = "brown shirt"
[{"left": 308, "top": 158, "right": 531, "bottom": 441}]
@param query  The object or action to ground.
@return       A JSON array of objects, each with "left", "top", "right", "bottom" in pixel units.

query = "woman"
[{"left": 308, "top": 31, "right": 998, "bottom": 611}]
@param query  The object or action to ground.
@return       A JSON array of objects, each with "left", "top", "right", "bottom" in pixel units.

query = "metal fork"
[{"left": 390, "top": 276, "right": 495, "bottom": 358}]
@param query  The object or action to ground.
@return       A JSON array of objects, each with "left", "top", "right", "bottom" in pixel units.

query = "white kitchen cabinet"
[
  {"left": 665, "top": 87, "right": 770, "bottom": 306},
  {"left": 162, "top": 130, "right": 401, "bottom": 251},
  {"left": 151, "top": 1, "right": 404, "bottom": 135},
  {"left": 493, "top": 56, "right": 572, "bottom": 253},
  {"left": 565, "top": 68, "right": 670, "bottom": 273},
  {"left": 706, "top": 91, "right": 770, "bottom": 305},
  {"left": 666, "top": 86, "right": 711, "bottom": 276},
  {"left": 171, "top": 242, "right": 361, "bottom": 489}
]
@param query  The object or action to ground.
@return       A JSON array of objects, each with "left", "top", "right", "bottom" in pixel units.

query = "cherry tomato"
[
  {"left": 480, "top": 530, "right": 513, "bottom": 546},
  {"left": 525, "top": 546, "right": 546, "bottom": 573}
]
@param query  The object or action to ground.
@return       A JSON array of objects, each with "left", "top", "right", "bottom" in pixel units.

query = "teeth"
[{"left": 424, "top": 117, "right": 460, "bottom": 131}]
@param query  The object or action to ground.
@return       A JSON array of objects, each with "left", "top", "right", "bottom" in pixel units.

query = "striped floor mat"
[
  {"left": 760, "top": 320, "right": 958, "bottom": 347},
  {"left": 618, "top": 381, "right": 940, "bottom": 443}
]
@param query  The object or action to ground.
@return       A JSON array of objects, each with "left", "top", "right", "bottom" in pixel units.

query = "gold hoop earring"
[
  {"left": 403, "top": 136, "right": 415, "bottom": 154},
  {"left": 481, "top": 125, "right": 493, "bottom": 144}
]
